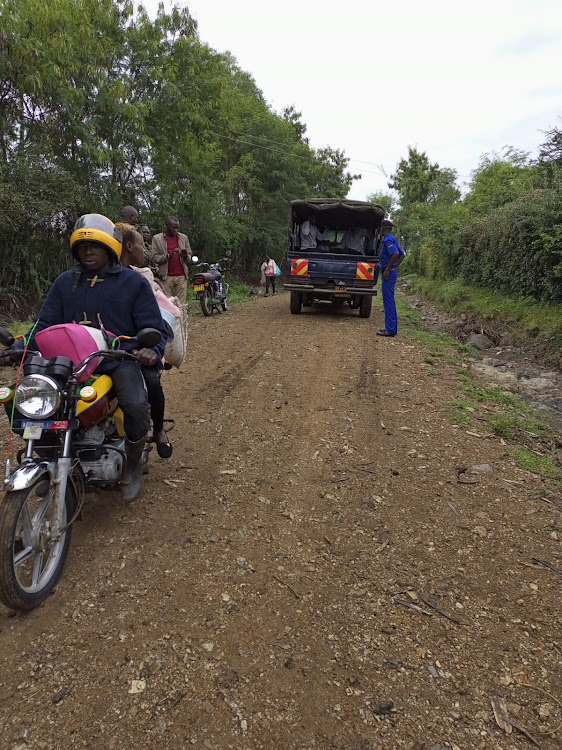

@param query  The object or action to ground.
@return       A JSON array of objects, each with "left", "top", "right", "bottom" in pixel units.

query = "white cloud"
[{"left": 143, "top": 0, "right": 562, "bottom": 198}]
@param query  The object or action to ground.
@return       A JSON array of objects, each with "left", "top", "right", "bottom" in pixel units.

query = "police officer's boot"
[{"left": 122, "top": 438, "right": 146, "bottom": 503}]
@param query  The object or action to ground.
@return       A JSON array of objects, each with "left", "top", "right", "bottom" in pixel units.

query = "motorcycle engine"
[{"left": 77, "top": 436, "right": 125, "bottom": 485}]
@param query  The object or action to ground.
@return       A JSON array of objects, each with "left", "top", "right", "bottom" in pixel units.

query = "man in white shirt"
[
  {"left": 337, "top": 227, "right": 369, "bottom": 253},
  {"left": 300, "top": 220, "right": 322, "bottom": 250}
]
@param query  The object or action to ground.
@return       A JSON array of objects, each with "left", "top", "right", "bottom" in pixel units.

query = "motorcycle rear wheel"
[
  {"left": 221, "top": 297, "right": 228, "bottom": 312},
  {"left": 200, "top": 290, "right": 212, "bottom": 317},
  {"left": 0, "top": 479, "right": 73, "bottom": 611}
]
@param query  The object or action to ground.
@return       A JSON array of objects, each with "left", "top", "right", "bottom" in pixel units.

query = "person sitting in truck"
[
  {"left": 336, "top": 227, "right": 369, "bottom": 254},
  {"left": 300, "top": 219, "right": 324, "bottom": 250}
]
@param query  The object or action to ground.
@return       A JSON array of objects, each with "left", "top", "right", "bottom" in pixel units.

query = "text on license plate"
[
  {"left": 335, "top": 286, "right": 347, "bottom": 292},
  {"left": 194, "top": 284, "right": 205, "bottom": 291},
  {"left": 22, "top": 420, "right": 68, "bottom": 439}
]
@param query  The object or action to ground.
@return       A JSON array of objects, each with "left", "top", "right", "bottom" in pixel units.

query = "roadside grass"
[
  {"left": 512, "top": 448, "right": 561, "bottom": 480},
  {"left": 373, "top": 292, "right": 419, "bottom": 327},
  {"left": 403, "top": 273, "right": 562, "bottom": 361},
  {"left": 189, "top": 280, "right": 253, "bottom": 314},
  {"left": 0, "top": 319, "right": 34, "bottom": 338},
  {"left": 389, "top": 292, "right": 561, "bottom": 482},
  {"left": 228, "top": 281, "right": 253, "bottom": 305},
  {"left": 407, "top": 328, "right": 470, "bottom": 358}
]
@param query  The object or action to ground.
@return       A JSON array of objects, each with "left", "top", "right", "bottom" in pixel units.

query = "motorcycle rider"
[{"left": 0, "top": 214, "right": 167, "bottom": 502}]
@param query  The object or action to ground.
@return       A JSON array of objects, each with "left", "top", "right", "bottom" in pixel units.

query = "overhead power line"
[
  {"left": 210, "top": 126, "right": 472, "bottom": 184},
  {"left": 214, "top": 124, "right": 395, "bottom": 175},
  {"left": 215, "top": 124, "right": 394, "bottom": 172},
  {"left": 208, "top": 128, "right": 387, "bottom": 177}
]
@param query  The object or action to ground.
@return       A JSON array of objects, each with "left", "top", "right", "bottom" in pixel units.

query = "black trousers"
[
  {"left": 141, "top": 365, "right": 165, "bottom": 434},
  {"left": 265, "top": 276, "right": 276, "bottom": 295},
  {"left": 110, "top": 363, "right": 151, "bottom": 443}
]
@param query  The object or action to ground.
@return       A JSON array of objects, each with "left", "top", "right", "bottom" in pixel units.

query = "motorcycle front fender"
[{"left": 3, "top": 461, "right": 56, "bottom": 493}]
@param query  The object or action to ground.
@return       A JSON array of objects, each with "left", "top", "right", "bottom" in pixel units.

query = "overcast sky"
[{"left": 145, "top": 0, "right": 562, "bottom": 200}]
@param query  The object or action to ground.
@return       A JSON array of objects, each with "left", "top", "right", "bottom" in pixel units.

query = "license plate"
[
  {"left": 194, "top": 284, "right": 204, "bottom": 292},
  {"left": 22, "top": 420, "right": 68, "bottom": 439},
  {"left": 335, "top": 285, "right": 347, "bottom": 292}
]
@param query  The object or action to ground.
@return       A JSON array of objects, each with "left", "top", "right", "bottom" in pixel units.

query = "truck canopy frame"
[{"left": 290, "top": 198, "right": 386, "bottom": 231}]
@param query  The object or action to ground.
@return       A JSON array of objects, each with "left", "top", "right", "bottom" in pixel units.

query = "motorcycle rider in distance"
[{"left": 0, "top": 214, "right": 167, "bottom": 502}]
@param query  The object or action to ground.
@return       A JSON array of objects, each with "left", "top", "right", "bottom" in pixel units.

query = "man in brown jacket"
[{"left": 151, "top": 216, "right": 193, "bottom": 301}]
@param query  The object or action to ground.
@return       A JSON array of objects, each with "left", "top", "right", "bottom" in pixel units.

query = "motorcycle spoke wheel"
[
  {"left": 0, "top": 479, "right": 73, "bottom": 611},
  {"left": 200, "top": 291, "right": 212, "bottom": 317}
]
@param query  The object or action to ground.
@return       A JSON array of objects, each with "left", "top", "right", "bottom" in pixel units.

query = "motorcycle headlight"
[{"left": 15, "top": 374, "right": 61, "bottom": 419}]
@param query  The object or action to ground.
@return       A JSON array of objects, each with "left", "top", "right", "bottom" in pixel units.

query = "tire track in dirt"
[{"left": 0, "top": 293, "right": 560, "bottom": 750}]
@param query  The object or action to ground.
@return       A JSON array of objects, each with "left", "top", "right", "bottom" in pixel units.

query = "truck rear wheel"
[
  {"left": 290, "top": 291, "right": 302, "bottom": 314},
  {"left": 359, "top": 295, "right": 372, "bottom": 318}
]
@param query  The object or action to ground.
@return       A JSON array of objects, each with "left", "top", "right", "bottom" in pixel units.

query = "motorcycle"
[
  {"left": 0, "top": 325, "right": 161, "bottom": 611},
  {"left": 191, "top": 252, "right": 231, "bottom": 317}
]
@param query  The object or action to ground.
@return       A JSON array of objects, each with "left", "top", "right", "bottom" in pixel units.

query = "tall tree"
[
  {"left": 367, "top": 191, "right": 395, "bottom": 215},
  {"left": 0, "top": 0, "right": 358, "bottom": 293},
  {"left": 388, "top": 147, "right": 459, "bottom": 208}
]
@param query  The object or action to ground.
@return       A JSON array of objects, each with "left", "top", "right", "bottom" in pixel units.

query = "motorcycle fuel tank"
[{"left": 76, "top": 374, "right": 118, "bottom": 428}]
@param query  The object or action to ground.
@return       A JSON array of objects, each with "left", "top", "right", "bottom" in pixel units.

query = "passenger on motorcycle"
[
  {"left": 120, "top": 227, "right": 179, "bottom": 458},
  {"left": 0, "top": 214, "right": 167, "bottom": 502}
]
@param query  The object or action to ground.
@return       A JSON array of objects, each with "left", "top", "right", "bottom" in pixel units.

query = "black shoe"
[
  {"left": 377, "top": 330, "right": 396, "bottom": 337},
  {"left": 156, "top": 435, "right": 173, "bottom": 459}
]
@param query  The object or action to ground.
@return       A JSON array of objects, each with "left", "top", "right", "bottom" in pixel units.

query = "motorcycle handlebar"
[{"left": 74, "top": 349, "right": 136, "bottom": 376}]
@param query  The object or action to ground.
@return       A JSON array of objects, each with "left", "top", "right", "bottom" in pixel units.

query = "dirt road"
[{"left": 1, "top": 293, "right": 561, "bottom": 750}]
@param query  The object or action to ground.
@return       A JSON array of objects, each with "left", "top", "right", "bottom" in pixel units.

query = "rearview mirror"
[
  {"left": 136, "top": 328, "right": 162, "bottom": 349},
  {"left": 0, "top": 327, "right": 15, "bottom": 348},
  {"left": 191, "top": 255, "right": 199, "bottom": 264},
  {"left": 225, "top": 250, "right": 232, "bottom": 257}
]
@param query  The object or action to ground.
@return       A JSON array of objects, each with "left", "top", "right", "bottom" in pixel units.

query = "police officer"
[{"left": 377, "top": 219, "right": 405, "bottom": 337}]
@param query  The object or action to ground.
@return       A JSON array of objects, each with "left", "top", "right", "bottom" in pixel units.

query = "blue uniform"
[
  {"left": 380, "top": 233, "right": 404, "bottom": 271},
  {"left": 380, "top": 233, "right": 404, "bottom": 335}
]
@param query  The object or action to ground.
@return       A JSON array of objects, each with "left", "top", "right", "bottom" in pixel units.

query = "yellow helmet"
[{"left": 70, "top": 214, "right": 123, "bottom": 262}]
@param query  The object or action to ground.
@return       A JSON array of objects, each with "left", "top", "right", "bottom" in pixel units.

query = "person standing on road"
[
  {"left": 151, "top": 216, "right": 192, "bottom": 302},
  {"left": 377, "top": 219, "right": 405, "bottom": 338},
  {"left": 261, "top": 255, "right": 277, "bottom": 297}
]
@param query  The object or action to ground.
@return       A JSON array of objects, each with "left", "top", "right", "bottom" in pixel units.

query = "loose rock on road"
[{"left": 1, "top": 292, "right": 560, "bottom": 749}]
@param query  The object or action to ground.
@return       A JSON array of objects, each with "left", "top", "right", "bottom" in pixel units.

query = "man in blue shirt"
[{"left": 377, "top": 219, "right": 405, "bottom": 337}]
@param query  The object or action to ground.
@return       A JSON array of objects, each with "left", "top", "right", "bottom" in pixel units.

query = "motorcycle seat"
[{"left": 195, "top": 272, "right": 219, "bottom": 283}]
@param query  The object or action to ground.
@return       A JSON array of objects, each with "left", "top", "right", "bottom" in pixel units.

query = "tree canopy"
[
  {"left": 0, "top": 0, "right": 356, "bottom": 295},
  {"left": 389, "top": 140, "right": 562, "bottom": 302}
]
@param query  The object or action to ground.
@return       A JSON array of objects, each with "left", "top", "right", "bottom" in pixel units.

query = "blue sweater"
[{"left": 27, "top": 263, "right": 167, "bottom": 370}]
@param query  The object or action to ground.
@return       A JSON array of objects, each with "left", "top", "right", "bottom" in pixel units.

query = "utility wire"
[
  {"left": 211, "top": 126, "right": 473, "bottom": 183},
  {"left": 208, "top": 128, "right": 386, "bottom": 177},
  {"left": 214, "top": 124, "right": 395, "bottom": 172}
]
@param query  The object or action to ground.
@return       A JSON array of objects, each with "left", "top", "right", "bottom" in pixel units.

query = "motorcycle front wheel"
[
  {"left": 199, "top": 290, "right": 212, "bottom": 317},
  {"left": 0, "top": 479, "right": 73, "bottom": 611}
]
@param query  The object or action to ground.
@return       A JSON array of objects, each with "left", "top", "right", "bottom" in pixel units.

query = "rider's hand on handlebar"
[{"left": 133, "top": 348, "right": 158, "bottom": 367}]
